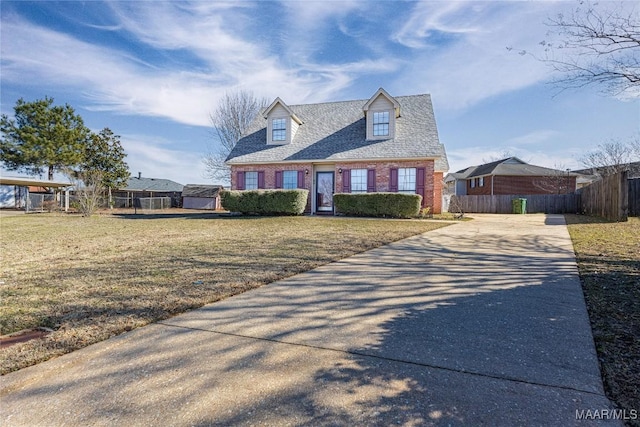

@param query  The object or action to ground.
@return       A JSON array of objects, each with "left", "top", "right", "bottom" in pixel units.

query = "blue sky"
[{"left": 1, "top": 1, "right": 638, "bottom": 185}]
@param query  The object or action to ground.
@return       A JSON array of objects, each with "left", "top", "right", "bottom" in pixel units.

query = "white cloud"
[
  {"left": 1, "top": 16, "right": 223, "bottom": 126},
  {"left": 119, "top": 134, "right": 208, "bottom": 185},
  {"left": 392, "top": 1, "right": 482, "bottom": 48},
  {"left": 390, "top": 1, "right": 568, "bottom": 110},
  {"left": 1, "top": 3, "right": 394, "bottom": 127},
  {"left": 506, "top": 130, "right": 561, "bottom": 146}
]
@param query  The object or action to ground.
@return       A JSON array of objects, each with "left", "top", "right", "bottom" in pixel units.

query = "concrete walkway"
[{"left": 1, "top": 215, "right": 618, "bottom": 426}]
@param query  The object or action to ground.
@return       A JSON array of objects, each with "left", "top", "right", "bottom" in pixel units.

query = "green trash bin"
[{"left": 512, "top": 198, "right": 527, "bottom": 214}]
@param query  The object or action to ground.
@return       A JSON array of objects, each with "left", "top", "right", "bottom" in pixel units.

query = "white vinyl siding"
[
  {"left": 245, "top": 171, "right": 258, "bottom": 190},
  {"left": 283, "top": 171, "right": 297, "bottom": 189},
  {"left": 398, "top": 168, "right": 416, "bottom": 194},
  {"left": 350, "top": 169, "right": 367, "bottom": 193}
]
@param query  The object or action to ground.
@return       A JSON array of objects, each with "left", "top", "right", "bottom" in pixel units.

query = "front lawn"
[
  {"left": 0, "top": 212, "right": 449, "bottom": 374},
  {"left": 565, "top": 215, "right": 640, "bottom": 425}
]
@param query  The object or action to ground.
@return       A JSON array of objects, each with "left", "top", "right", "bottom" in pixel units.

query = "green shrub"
[
  {"left": 334, "top": 193, "right": 422, "bottom": 218},
  {"left": 221, "top": 189, "right": 308, "bottom": 215}
]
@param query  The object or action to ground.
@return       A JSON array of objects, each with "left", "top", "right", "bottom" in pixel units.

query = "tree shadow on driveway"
[{"left": 0, "top": 221, "right": 619, "bottom": 426}]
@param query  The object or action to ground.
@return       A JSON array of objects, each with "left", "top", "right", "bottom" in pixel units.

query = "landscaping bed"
[
  {"left": 0, "top": 213, "right": 449, "bottom": 374},
  {"left": 565, "top": 215, "right": 640, "bottom": 426}
]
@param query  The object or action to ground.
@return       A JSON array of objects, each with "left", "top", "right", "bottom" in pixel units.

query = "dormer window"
[
  {"left": 272, "top": 118, "right": 286, "bottom": 141},
  {"left": 263, "top": 97, "right": 303, "bottom": 145},
  {"left": 373, "top": 111, "right": 389, "bottom": 137},
  {"left": 363, "top": 88, "right": 400, "bottom": 141}
]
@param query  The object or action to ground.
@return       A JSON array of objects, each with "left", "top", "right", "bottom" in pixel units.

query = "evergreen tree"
[
  {"left": 85, "top": 128, "right": 130, "bottom": 189},
  {"left": 0, "top": 97, "right": 90, "bottom": 180},
  {"left": 82, "top": 128, "right": 130, "bottom": 208}
]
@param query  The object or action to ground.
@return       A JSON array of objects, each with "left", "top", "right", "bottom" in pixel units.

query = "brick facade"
[
  {"left": 466, "top": 175, "right": 577, "bottom": 195},
  {"left": 230, "top": 159, "right": 444, "bottom": 214}
]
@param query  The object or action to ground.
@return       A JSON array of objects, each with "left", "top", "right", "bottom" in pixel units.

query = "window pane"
[
  {"left": 283, "top": 171, "right": 297, "bottom": 189},
  {"left": 373, "top": 111, "right": 389, "bottom": 124},
  {"left": 245, "top": 171, "right": 258, "bottom": 190},
  {"left": 398, "top": 168, "right": 416, "bottom": 194},
  {"left": 272, "top": 118, "right": 286, "bottom": 141},
  {"left": 350, "top": 169, "right": 367, "bottom": 193},
  {"left": 373, "top": 124, "right": 389, "bottom": 136},
  {"left": 273, "top": 118, "right": 286, "bottom": 129},
  {"left": 372, "top": 111, "right": 389, "bottom": 136}
]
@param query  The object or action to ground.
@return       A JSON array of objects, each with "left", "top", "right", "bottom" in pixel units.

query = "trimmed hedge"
[
  {"left": 334, "top": 192, "right": 422, "bottom": 218},
  {"left": 221, "top": 189, "right": 308, "bottom": 215}
]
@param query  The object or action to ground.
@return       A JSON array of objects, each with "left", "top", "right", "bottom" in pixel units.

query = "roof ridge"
[{"left": 287, "top": 93, "right": 430, "bottom": 109}]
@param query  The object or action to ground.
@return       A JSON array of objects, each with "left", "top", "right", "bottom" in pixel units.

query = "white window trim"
[
  {"left": 372, "top": 111, "right": 390, "bottom": 137},
  {"left": 272, "top": 118, "right": 286, "bottom": 142},
  {"left": 245, "top": 171, "right": 258, "bottom": 190},
  {"left": 267, "top": 116, "right": 289, "bottom": 145},
  {"left": 283, "top": 170, "right": 297, "bottom": 189},
  {"left": 366, "top": 109, "right": 395, "bottom": 140},
  {"left": 398, "top": 168, "right": 416, "bottom": 194},
  {"left": 351, "top": 169, "right": 367, "bottom": 193}
]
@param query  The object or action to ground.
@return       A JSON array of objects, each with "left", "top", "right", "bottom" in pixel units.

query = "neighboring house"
[
  {"left": 113, "top": 173, "right": 184, "bottom": 207},
  {"left": 444, "top": 166, "right": 474, "bottom": 196},
  {"left": 0, "top": 176, "right": 72, "bottom": 211},
  {"left": 182, "top": 184, "right": 224, "bottom": 210},
  {"left": 573, "top": 162, "right": 640, "bottom": 184},
  {"left": 225, "top": 88, "right": 449, "bottom": 214},
  {"left": 445, "top": 157, "right": 578, "bottom": 196}
]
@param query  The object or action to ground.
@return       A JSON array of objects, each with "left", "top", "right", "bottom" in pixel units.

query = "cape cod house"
[{"left": 226, "top": 88, "right": 449, "bottom": 214}]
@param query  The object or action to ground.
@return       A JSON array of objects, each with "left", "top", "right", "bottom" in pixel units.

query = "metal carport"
[{"left": 0, "top": 176, "right": 72, "bottom": 212}]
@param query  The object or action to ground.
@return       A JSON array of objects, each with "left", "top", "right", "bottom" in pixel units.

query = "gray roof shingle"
[
  {"left": 121, "top": 177, "right": 184, "bottom": 192},
  {"left": 226, "top": 94, "right": 449, "bottom": 172},
  {"left": 454, "top": 157, "right": 578, "bottom": 179},
  {"left": 182, "top": 184, "right": 223, "bottom": 198}
]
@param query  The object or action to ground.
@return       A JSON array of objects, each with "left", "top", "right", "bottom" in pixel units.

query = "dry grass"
[
  {"left": 565, "top": 215, "right": 640, "bottom": 426},
  {"left": 0, "top": 212, "right": 449, "bottom": 374}
]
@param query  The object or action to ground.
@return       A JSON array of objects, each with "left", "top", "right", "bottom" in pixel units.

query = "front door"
[{"left": 316, "top": 172, "right": 334, "bottom": 212}]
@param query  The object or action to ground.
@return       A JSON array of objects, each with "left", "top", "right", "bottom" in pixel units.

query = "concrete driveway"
[{"left": 1, "top": 214, "right": 618, "bottom": 426}]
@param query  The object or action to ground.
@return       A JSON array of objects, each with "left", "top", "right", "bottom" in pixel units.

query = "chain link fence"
[
  {"left": 134, "top": 197, "right": 172, "bottom": 210},
  {"left": 26, "top": 193, "right": 56, "bottom": 212}
]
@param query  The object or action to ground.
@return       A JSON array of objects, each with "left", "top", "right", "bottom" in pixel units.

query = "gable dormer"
[
  {"left": 363, "top": 88, "right": 400, "bottom": 141},
  {"left": 264, "top": 97, "right": 303, "bottom": 145}
]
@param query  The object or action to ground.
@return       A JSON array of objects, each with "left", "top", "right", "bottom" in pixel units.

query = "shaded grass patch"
[
  {"left": 565, "top": 215, "right": 639, "bottom": 425},
  {"left": 1, "top": 213, "right": 449, "bottom": 374}
]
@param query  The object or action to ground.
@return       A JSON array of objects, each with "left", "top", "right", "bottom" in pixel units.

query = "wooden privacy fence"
[
  {"left": 449, "top": 172, "right": 635, "bottom": 221},
  {"left": 449, "top": 194, "right": 580, "bottom": 214},
  {"left": 578, "top": 171, "right": 629, "bottom": 222},
  {"left": 629, "top": 178, "right": 640, "bottom": 217}
]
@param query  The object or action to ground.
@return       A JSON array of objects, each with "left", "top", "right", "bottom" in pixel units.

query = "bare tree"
[
  {"left": 630, "top": 134, "right": 640, "bottom": 156},
  {"left": 532, "top": 164, "right": 574, "bottom": 194},
  {"left": 66, "top": 169, "right": 105, "bottom": 217},
  {"left": 449, "top": 195, "right": 465, "bottom": 219},
  {"left": 581, "top": 138, "right": 640, "bottom": 176},
  {"left": 203, "top": 90, "right": 268, "bottom": 183},
  {"left": 537, "top": 1, "right": 640, "bottom": 95},
  {"left": 482, "top": 150, "right": 515, "bottom": 164}
]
